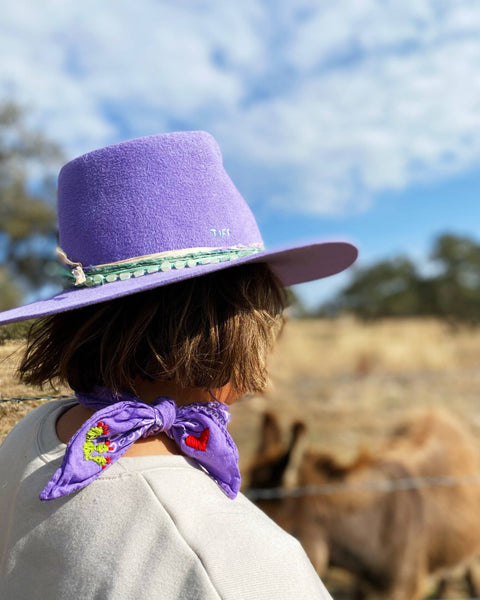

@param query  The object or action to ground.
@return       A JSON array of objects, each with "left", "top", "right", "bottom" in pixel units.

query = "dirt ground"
[{"left": 2, "top": 317, "right": 480, "bottom": 598}]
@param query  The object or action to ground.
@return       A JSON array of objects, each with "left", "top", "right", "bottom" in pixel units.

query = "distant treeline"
[{"left": 318, "top": 233, "right": 480, "bottom": 322}]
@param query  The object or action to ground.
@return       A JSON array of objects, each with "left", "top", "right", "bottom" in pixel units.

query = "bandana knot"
[
  {"left": 40, "top": 388, "right": 240, "bottom": 502},
  {"left": 145, "top": 398, "right": 177, "bottom": 436}
]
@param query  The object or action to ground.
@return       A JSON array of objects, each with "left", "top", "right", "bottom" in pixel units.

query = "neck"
[{"left": 132, "top": 379, "right": 233, "bottom": 405}]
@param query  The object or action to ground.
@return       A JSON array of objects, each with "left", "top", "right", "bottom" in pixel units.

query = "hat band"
[{"left": 58, "top": 245, "right": 265, "bottom": 288}]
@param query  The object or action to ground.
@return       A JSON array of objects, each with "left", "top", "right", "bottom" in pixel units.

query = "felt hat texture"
[{"left": 0, "top": 131, "right": 358, "bottom": 325}]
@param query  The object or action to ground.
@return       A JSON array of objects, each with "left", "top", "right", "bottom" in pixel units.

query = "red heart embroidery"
[{"left": 185, "top": 427, "right": 210, "bottom": 451}]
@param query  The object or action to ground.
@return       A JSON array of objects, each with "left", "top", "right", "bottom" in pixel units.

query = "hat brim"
[{"left": 0, "top": 241, "right": 357, "bottom": 325}]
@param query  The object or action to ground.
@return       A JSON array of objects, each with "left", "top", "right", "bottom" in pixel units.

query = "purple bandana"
[{"left": 40, "top": 387, "right": 240, "bottom": 501}]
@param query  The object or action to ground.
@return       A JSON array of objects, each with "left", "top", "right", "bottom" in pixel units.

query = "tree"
[
  {"left": 0, "top": 102, "right": 62, "bottom": 310},
  {"left": 327, "top": 257, "right": 423, "bottom": 319},
  {"left": 429, "top": 233, "right": 480, "bottom": 323},
  {"left": 320, "top": 233, "right": 480, "bottom": 323}
]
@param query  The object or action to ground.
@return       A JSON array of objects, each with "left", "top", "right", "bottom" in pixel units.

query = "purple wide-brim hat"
[{"left": 0, "top": 131, "right": 358, "bottom": 325}]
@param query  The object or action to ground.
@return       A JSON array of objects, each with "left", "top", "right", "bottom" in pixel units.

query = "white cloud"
[{"left": 1, "top": 0, "right": 480, "bottom": 215}]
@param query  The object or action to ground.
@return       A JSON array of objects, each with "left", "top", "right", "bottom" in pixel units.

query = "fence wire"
[
  {"left": 245, "top": 473, "right": 480, "bottom": 500},
  {"left": 0, "top": 394, "right": 75, "bottom": 404}
]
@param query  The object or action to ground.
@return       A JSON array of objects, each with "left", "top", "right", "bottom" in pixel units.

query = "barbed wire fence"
[
  {"left": 0, "top": 394, "right": 75, "bottom": 404},
  {"left": 245, "top": 473, "right": 480, "bottom": 500}
]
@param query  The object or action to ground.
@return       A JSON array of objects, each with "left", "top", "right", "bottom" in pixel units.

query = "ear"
[
  {"left": 283, "top": 421, "right": 308, "bottom": 489},
  {"left": 256, "top": 412, "right": 282, "bottom": 455}
]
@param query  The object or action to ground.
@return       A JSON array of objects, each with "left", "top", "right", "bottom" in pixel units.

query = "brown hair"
[{"left": 19, "top": 263, "right": 286, "bottom": 395}]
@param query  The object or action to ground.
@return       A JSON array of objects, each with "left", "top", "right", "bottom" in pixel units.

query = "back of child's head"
[{"left": 19, "top": 262, "right": 286, "bottom": 396}]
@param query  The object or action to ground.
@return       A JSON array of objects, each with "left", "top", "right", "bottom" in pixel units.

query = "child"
[{"left": 0, "top": 131, "right": 357, "bottom": 599}]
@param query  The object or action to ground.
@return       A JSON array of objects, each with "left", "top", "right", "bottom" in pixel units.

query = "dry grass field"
[
  {"left": 2, "top": 317, "right": 480, "bottom": 598},
  {"left": 0, "top": 341, "right": 72, "bottom": 442}
]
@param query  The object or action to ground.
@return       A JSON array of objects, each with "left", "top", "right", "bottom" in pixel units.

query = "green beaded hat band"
[{"left": 57, "top": 244, "right": 265, "bottom": 289}]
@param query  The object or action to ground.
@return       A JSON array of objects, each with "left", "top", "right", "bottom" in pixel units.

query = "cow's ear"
[
  {"left": 283, "top": 421, "right": 308, "bottom": 489},
  {"left": 291, "top": 422, "right": 307, "bottom": 444},
  {"left": 257, "top": 412, "right": 282, "bottom": 454}
]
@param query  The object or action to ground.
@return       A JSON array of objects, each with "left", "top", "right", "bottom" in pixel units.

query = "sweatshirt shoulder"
[{"left": 141, "top": 469, "right": 331, "bottom": 599}]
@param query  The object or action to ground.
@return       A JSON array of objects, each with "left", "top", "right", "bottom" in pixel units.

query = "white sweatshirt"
[{"left": 0, "top": 399, "right": 332, "bottom": 600}]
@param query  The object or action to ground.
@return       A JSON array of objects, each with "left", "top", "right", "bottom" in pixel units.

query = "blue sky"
[{"left": 2, "top": 0, "right": 480, "bottom": 309}]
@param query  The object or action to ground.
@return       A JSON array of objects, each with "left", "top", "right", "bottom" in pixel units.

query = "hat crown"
[{"left": 58, "top": 131, "right": 262, "bottom": 266}]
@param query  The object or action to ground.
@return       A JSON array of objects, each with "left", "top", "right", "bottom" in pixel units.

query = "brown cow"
[{"left": 246, "top": 409, "right": 480, "bottom": 600}]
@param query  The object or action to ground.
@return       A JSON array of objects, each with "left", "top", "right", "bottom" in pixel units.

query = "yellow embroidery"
[{"left": 82, "top": 421, "right": 113, "bottom": 468}]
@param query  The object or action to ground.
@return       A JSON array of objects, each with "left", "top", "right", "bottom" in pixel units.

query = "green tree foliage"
[
  {"left": 0, "top": 102, "right": 62, "bottom": 310},
  {"left": 430, "top": 234, "right": 480, "bottom": 323},
  {"left": 0, "top": 266, "right": 21, "bottom": 310},
  {"left": 324, "top": 257, "right": 423, "bottom": 319},
  {"left": 322, "top": 233, "right": 480, "bottom": 323}
]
